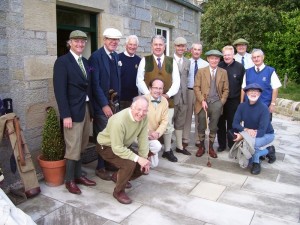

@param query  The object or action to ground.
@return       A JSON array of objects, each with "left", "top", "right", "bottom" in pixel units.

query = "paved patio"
[{"left": 18, "top": 113, "right": 300, "bottom": 225}]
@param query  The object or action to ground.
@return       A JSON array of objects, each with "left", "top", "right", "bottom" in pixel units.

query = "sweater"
[
  {"left": 233, "top": 99, "right": 274, "bottom": 137},
  {"left": 97, "top": 108, "right": 149, "bottom": 160}
]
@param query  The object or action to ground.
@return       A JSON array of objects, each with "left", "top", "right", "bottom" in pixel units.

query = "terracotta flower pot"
[{"left": 37, "top": 155, "right": 66, "bottom": 187}]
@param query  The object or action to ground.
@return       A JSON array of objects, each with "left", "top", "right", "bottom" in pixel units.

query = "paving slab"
[
  {"left": 251, "top": 212, "right": 300, "bottom": 225},
  {"left": 189, "top": 181, "right": 226, "bottom": 201}
]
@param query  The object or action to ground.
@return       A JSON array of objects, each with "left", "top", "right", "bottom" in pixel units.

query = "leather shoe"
[
  {"left": 266, "top": 145, "right": 276, "bottom": 164},
  {"left": 75, "top": 176, "right": 96, "bottom": 186},
  {"left": 65, "top": 181, "right": 81, "bottom": 194},
  {"left": 162, "top": 150, "right": 178, "bottom": 162},
  {"left": 196, "top": 146, "right": 205, "bottom": 157},
  {"left": 175, "top": 147, "right": 191, "bottom": 155},
  {"left": 182, "top": 142, "right": 188, "bottom": 148},
  {"left": 209, "top": 147, "right": 218, "bottom": 158},
  {"left": 251, "top": 163, "right": 261, "bottom": 175},
  {"left": 195, "top": 143, "right": 201, "bottom": 148},
  {"left": 111, "top": 172, "right": 132, "bottom": 189},
  {"left": 113, "top": 189, "right": 132, "bottom": 204},
  {"left": 217, "top": 146, "right": 226, "bottom": 152},
  {"left": 95, "top": 168, "right": 111, "bottom": 181}
]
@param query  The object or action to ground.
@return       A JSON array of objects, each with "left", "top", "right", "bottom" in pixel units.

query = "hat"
[
  {"left": 174, "top": 37, "right": 187, "bottom": 45},
  {"left": 69, "top": 30, "right": 87, "bottom": 40},
  {"left": 205, "top": 50, "right": 223, "bottom": 57},
  {"left": 103, "top": 28, "right": 122, "bottom": 39},
  {"left": 243, "top": 83, "right": 263, "bottom": 92},
  {"left": 233, "top": 38, "right": 249, "bottom": 46}
]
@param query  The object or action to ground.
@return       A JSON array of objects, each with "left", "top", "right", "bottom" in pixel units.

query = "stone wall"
[{"left": 275, "top": 98, "right": 300, "bottom": 120}]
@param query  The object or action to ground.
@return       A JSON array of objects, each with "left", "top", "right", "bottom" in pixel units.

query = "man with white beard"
[{"left": 232, "top": 83, "right": 276, "bottom": 175}]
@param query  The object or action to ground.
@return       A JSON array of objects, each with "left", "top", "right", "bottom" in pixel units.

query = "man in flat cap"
[
  {"left": 89, "top": 27, "right": 122, "bottom": 180},
  {"left": 233, "top": 38, "right": 254, "bottom": 69},
  {"left": 172, "top": 37, "right": 191, "bottom": 155},
  {"left": 136, "top": 35, "right": 180, "bottom": 162},
  {"left": 54, "top": 30, "right": 96, "bottom": 194},
  {"left": 194, "top": 50, "right": 229, "bottom": 159},
  {"left": 232, "top": 83, "right": 276, "bottom": 175}
]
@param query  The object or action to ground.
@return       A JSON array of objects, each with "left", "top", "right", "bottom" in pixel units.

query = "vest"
[
  {"left": 207, "top": 75, "right": 220, "bottom": 103},
  {"left": 144, "top": 55, "right": 174, "bottom": 107}
]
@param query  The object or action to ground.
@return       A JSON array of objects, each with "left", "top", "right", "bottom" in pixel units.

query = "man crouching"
[{"left": 96, "top": 96, "right": 151, "bottom": 204}]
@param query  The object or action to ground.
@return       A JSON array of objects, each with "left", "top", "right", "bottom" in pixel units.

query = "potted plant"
[{"left": 37, "top": 106, "right": 66, "bottom": 186}]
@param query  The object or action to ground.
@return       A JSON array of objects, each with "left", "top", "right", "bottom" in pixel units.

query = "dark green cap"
[
  {"left": 232, "top": 38, "right": 249, "bottom": 46},
  {"left": 69, "top": 30, "right": 87, "bottom": 40},
  {"left": 205, "top": 50, "right": 223, "bottom": 57}
]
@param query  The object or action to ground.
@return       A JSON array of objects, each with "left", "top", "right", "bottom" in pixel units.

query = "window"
[{"left": 155, "top": 26, "right": 170, "bottom": 56}]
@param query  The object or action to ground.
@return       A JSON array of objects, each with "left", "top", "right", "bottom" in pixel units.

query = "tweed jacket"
[
  {"left": 174, "top": 57, "right": 190, "bottom": 106},
  {"left": 194, "top": 66, "right": 229, "bottom": 114}
]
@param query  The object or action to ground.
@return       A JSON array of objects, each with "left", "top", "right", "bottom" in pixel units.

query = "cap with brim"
[
  {"left": 174, "top": 37, "right": 187, "bottom": 45},
  {"left": 233, "top": 38, "right": 249, "bottom": 46},
  {"left": 69, "top": 30, "right": 87, "bottom": 40},
  {"left": 243, "top": 83, "right": 263, "bottom": 92},
  {"left": 205, "top": 50, "right": 223, "bottom": 57},
  {"left": 103, "top": 28, "right": 122, "bottom": 39}
]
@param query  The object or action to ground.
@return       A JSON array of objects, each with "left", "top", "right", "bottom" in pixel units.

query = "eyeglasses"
[
  {"left": 105, "top": 38, "right": 120, "bottom": 42},
  {"left": 71, "top": 39, "right": 87, "bottom": 44}
]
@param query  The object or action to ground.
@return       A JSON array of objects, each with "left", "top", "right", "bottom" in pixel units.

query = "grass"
[{"left": 278, "top": 81, "right": 300, "bottom": 101}]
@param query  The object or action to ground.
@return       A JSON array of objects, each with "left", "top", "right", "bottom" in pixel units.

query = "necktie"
[
  {"left": 241, "top": 56, "right": 245, "bottom": 66},
  {"left": 178, "top": 58, "right": 182, "bottom": 70},
  {"left": 194, "top": 60, "right": 198, "bottom": 77},
  {"left": 78, "top": 57, "right": 87, "bottom": 78},
  {"left": 157, "top": 57, "right": 162, "bottom": 70},
  {"left": 151, "top": 100, "right": 161, "bottom": 104},
  {"left": 257, "top": 67, "right": 260, "bottom": 72},
  {"left": 211, "top": 69, "right": 215, "bottom": 79},
  {"left": 110, "top": 53, "right": 114, "bottom": 61}
]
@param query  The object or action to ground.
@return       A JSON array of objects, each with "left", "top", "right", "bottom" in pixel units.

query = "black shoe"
[
  {"left": 266, "top": 145, "right": 276, "bottom": 164},
  {"left": 175, "top": 147, "right": 191, "bottom": 155},
  {"left": 217, "top": 146, "right": 226, "bottom": 152},
  {"left": 259, "top": 156, "right": 266, "bottom": 161},
  {"left": 162, "top": 150, "right": 178, "bottom": 162},
  {"left": 251, "top": 163, "right": 261, "bottom": 175}
]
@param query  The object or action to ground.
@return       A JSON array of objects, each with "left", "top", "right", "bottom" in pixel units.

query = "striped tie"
[{"left": 78, "top": 57, "right": 87, "bottom": 78}]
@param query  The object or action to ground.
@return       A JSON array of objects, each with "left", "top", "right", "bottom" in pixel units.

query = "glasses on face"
[
  {"left": 105, "top": 38, "right": 120, "bottom": 42},
  {"left": 71, "top": 39, "right": 87, "bottom": 44}
]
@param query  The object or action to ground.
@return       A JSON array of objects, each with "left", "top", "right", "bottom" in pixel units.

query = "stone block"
[
  {"left": 119, "top": 3, "right": 135, "bottom": 17},
  {"left": 136, "top": 7, "right": 150, "bottom": 21},
  {"left": 140, "top": 21, "right": 154, "bottom": 37},
  {"left": 166, "top": 1, "right": 183, "bottom": 14},
  {"left": 100, "top": 13, "right": 124, "bottom": 40},
  {"left": 0, "top": 56, "right": 8, "bottom": 69},
  {"left": 184, "top": 10, "right": 196, "bottom": 22},
  {"left": 149, "top": 0, "right": 167, "bottom": 9},
  {"left": 8, "top": 38, "right": 47, "bottom": 55},
  {"left": 124, "top": 18, "right": 141, "bottom": 30},
  {"left": 3, "top": 12, "right": 23, "bottom": 29},
  {"left": 24, "top": 55, "right": 56, "bottom": 80},
  {"left": 24, "top": 0, "right": 56, "bottom": 32},
  {"left": 59, "top": 0, "right": 110, "bottom": 11},
  {"left": 8, "top": 0, "right": 22, "bottom": 13},
  {"left": 36, "top": 31, "right": 46, "bottom": 39},
  {"left": 0, "top": 0, "right": 9, "bottom": 13},
  {"left": 0, "top": 39, "right": 8, "bottom": 55},
  {"left": 46, "top": 32, "right": 57, "bottom": 56}
]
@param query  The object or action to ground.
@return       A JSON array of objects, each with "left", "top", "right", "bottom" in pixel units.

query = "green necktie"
[{"left": 78, "top": 57, "right": 87, "bottom": 78}]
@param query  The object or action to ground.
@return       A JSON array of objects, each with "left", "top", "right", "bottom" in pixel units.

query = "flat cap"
[
  {"left": 233, "top": 38, "right": 249, "bottom": 46},
  {"left": 205, "top": 50, "right": 223, "bottom": 57},
  {"left": 243, "top": 83, "right": 263, "bottom": 92},
  {"left": 69, "top": 30, "right": 87, "bottom": 40},
  {"left": 103, "top": 28, "right": 122, "bottom": 39},
  {"left": 174, "top": 37, "right": 187, "bottom": 45}
]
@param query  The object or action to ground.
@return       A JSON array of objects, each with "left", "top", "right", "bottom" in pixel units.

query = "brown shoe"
[
  {"left": 113, "top": 189, "right": 132, "bottom": 204},
  {"left": 65, "top": 181, "right": 81, "bottom": 194},
  {"left": 209, "top": 147, "right": 218, "bottom": 158},
  {"left": 196, "top": 145, "right": 205, "bottom": 157},
  {"left": 75, "top": 176, "right": 96, "bottom": 186},
  {"left": 111, "top": 172, "right": 132, "bottom": 189},
  {"left": 95, "top": 168, "right": 111, "bottom": 181},
  {"left": 182, "top": 142, "right": 188, "bottom": 148}
]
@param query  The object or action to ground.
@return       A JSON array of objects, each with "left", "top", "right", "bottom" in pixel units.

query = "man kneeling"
[{"left": 96, "top": 96, "right": 150, "bottom": 204}]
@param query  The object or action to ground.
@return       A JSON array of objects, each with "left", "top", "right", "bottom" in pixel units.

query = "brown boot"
[
  {"left": 209, "top": 141, "right": 217, "bottom": 158},
  {"left": 196, "top": 141, "right": 205, "bottom": 157}
]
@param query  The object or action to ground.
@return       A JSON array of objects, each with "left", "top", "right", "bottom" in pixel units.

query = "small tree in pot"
[{"left": 38, "top": 106, "right": 66, "bottom": 186}]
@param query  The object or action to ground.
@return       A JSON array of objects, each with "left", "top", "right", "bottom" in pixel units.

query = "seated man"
[
  {"left": 97, "top": 96, "right": 151, "bottom": 204},
  {"left": 232, "top": 83, "right": 276, "bottom": 175},
  {"left": 145, "top": 79, "right": 169, "bottom": 168}
]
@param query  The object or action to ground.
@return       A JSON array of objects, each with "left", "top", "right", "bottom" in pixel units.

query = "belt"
[{"left": 188, "top": 88, "right": 193, "bottom": 90}]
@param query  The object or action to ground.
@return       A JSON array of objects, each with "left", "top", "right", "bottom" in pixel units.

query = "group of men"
[{"left": 53, "top": 27, "right": 281, "bottom": 204}]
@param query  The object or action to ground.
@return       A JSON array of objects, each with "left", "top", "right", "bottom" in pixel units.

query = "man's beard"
[{"left": 248, "top": 95, "right": 259, "bottom": 102}]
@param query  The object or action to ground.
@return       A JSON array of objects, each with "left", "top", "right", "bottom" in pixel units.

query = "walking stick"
[{"left": 205, "top": 110, "right": 211, "bottom": 167}]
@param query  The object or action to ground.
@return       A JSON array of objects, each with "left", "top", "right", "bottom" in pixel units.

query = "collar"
[
  {"left": 124, "top": 50, "right": 135, "bottom": 57},
  {"left": 104, "top": 46, "right": 114, "bottom": 58},
  {"left": 209, "top": 66, "right": 217, "bottom": 73},
  {"left": 173, "top": 54, "right": 182, "bottom": 62},
  {"left": 70, "top": 50, "right": 82, "bottom": 61},
  {"left": 150, "top": 96, "right": 161, "bottom": 102},
  {"left": 255, "top": 63, "right": 265, "bottom": 71},
  {"left": 153, "top": 54, "right": 165, "bottom": 62},
  {"left": 128, "top": 108, "right": 136, "bottom": 122}
]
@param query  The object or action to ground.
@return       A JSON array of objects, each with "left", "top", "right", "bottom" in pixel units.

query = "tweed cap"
[
  {"left": 233, "top": 38, "right": 249, "bottom": 46},
  {"left": 243, "top": 83, "right": 263, "bottom": 92},
  {"left": 174, "top": 37, "right": 187, "bottom": 45},
  {"left": 69, "top": 30, "right": 87, "bottom": 40},
  {"left": 205, "top": 50, "right": 223, "bottom": 57},
  {"left": 103, "top": 28, "right": 122, "bottom": 39}
]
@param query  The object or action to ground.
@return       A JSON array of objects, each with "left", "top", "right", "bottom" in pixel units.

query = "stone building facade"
[{"left": 0, "top": 0, "right": 202, "bottom": 186}]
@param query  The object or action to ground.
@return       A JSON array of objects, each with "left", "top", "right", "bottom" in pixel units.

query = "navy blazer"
[
  {"left": 88, "top": 47, "right": 121, "bottom": 115},
  {"left": 53, "top": 51, "right": 93, "bottom": 122}
]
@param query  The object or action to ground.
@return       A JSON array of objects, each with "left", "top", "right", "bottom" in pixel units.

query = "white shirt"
[
  {"left": 242, "top": 63, "right": 282, "bottom": 89},
  {"left": 173, "top": 54, "right": 182, "bottom": 68},
  {"left": 136, "top": 55, "right": 180, "bottom": 97},
  {"left": 234, "top": 52, "right": 254, "bottom": 70},
  {"left": 124, "top": 50, "right": 135, "bottom": 57},
  {"left": 187, "top": 58, "right": 209, "bottom": 88}
]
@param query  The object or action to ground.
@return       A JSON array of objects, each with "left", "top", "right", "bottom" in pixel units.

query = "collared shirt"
[
  {"left": 209, "top": 67, "right": 217, "bottom": 78},
  {"left": 187, "top": 58, "right": 209, "bottom": 88},
  {"left": 104, "top": 46, "right": 113, "bottom": 59},
  {"left": 124, "top": 50, "right": 135, "bottom": 57},
  {"left": 234, "top": 52, "right": 254, "bottom": 69},
  {"left": 173, "top": 54, "right": 183, "bottom": 67},
  {"left": 136, "top": 54, "right": 180, "bottom": 97}
]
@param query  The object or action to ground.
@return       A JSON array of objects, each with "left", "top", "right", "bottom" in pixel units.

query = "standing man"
[
  {"left": 173, "top": 37, "right": 191, "bottom": 155},
  {"left": 97, "top": 96, "right": 151, "bottom": 204},
  {"left": 89, "top": 28, "right": 122, "bottom": 180},
  {"left": 182, "top": 43, "right": 209, "bottom": 148},
  {"left": 54, "top": 30, "right": 96, "bottom": 195},
  {"left": 145, "top": 79, "right": 169, "bottom": 167},
  {"left": 241, "top": 49, "right": 282, "bottom": 119},
  {"left": 233, "top": 38, "right": 254, "bottom": 69},
  {"left": 119, "top": 35, "right": 141, "bottom": 109},
  {"left": 136, "top": 35, "right": 180, "bottom": 162},
  {"left": 217, "top": 45, "right": 245, "bottom": 152},
  {"left": 194, "top": 50, "right": 229, "bottom": 159}
]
